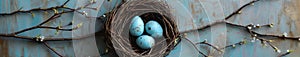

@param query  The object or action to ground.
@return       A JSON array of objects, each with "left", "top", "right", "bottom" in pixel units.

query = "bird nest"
[{"left": 105, "top": 0, "right": 179, "bottom": 56}]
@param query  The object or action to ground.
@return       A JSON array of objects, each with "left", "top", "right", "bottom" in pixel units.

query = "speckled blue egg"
[
  {"left": 130, "top": 16, "right": 144, "bottom": 36},
  {"left": 136, "top": 35, "right": 155, "bottom": 49},
  {"left": 145, "top": 21, "right": 163, "bottom": 38}
]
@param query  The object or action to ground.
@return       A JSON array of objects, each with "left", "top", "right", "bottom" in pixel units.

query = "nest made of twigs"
[{"left": 105, "top": 0, "right": 179, "bottom": 56}]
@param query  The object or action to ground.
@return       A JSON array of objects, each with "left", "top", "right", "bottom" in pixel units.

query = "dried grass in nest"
[{"left": 105, "top": 0, "right": 180, "bottom": 57}]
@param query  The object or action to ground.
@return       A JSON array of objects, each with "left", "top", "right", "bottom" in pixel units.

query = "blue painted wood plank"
[
  {"left": 168, "top": 0, "right": 300, "bottom": 57},
  {"left": 0, "top": 0, "right": 77, "bottom": 56},
  {"left": 0, "top": 0, "right": 123, "bottom": 56},
  {"left": 1, "top": 0, "right": 300, "bottom": 57}
]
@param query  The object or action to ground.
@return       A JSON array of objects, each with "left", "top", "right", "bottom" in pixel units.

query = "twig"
[
  {"left": 225, "top": 0, "right": 259, "bottom": 20},
  {"left": 180, "top": 20, "right": 299, "bottom": 56},
  {"left": 11, "top": 11, "right": 73, "bottom": 35},
  {"left": 265, "top": 40, "right": 281, "bottom": 53},
  {"left": 252, "top": 31, "right": 300, "bottom": 40},
  {"left": 220, "top": 40, "right": 246, "bottom": 50},
  {"left": 0, "top": 0, "right": 97, "bottom": 41},
  {"left": 180, "top": 36, "right": 208, "bottom": 57},
  {"left": 8, "top": 0, "right": 96, "bottom": 35},
  {"left": 0, "top": 0, "right": 71, "bottom": 16},
  {"left": 278, "top": 50, "right": 293, "bottom": 57},
  {"left": 0, "top": 32, "right": 94, "bottom": 42},
  {"left": 225, "top": 21, "right": 300, "bottom": 41},
  {"left": 195, "top": 40, "right": 223, "bottom": 52},
  {"left": 0, "top": 0, "right": 98, "bottom": 57},
  {"left": 43, "top": 42, "right": 64, "bottom": 57},
  {"left": 0, "top": 34, "right": 35, "bottom": 40},
  {"left": 181, "top": 0, "right": 260, "bottom": 33},
  {"left": 61, "top": 0, "right": 70, "bottom": 6},
  {"left": 38, "top": 26, "right": 78, "bottom": 31}
]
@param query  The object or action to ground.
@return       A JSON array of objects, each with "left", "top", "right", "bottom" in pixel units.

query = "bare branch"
[
  {"left": 279, "top": 50, "right": 293, "bottom": 57},
  {"left": 0, "top": 0, "right": 71, "bottom": 16},
  {"left": 195, "top": 40, "right": 223, "bottom": 52},
  {"left": 43, "top": 42, "right": 64, "bottom": 57},
  {"left": 180, "top": 35, "right": 208, "bottom": 57},
  {"left": 225, "top": 0, "right": 259, "bottom": 20},
  {"left": 220, "top": 40, "right": 246, "bottom": 50},
  {"left": 38, "top": 26, "right": 78, "bottom": 31}
]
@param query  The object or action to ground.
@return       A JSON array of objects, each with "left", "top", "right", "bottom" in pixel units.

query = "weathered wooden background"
[{"left": 1, "top": 0, "right": 300, "bottom": 57}]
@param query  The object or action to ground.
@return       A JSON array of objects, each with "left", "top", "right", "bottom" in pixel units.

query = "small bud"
[
  {"left": 105, "top": 49, "right": 109, "bottom": 53},
  {"left": 53, "top": 9, "right": 58, "bottom": 14},
  {"left": 203, "top": 39, "right": 208, "bottom": 43},
  {"left": 253, "top": 34, "right": 257, "bottom": 37},
  {"left": 253, "top": 25, "right": 257, "bottom": 28},
  {"left": 298, "top": 38, "right": 300, "bottom": 41},
  {"left": 238, "top": 11, "right": 242, "bottom": 14},
  {"left": 58, "top": 26, "right": 62, "bottom": 29},
  {"left": 103, "top": 15, "right": 106, "bottom": 17},
  {"left": 63, "top": 5, "right": 68, "bottom": 8},
  {"left": 247, "top": 26, "right": 252, "bottom": 30},
  {"left": 36, "top": 38, "right": 39, "bottom": 42},
  {"left": 269, "top": 40, "right": 273, "bottom": 42},
  {"left": 283, "top": 32, "right": 288, "bottom": 37},
  {"left": 82, "top": 11, "right": 88, "bottom": 16},
  {"left": 247, "top": 24, "right": 254, "bottom": 29},
  {"left": 35, "top": 34, "right": 41, "bottom": 41},
  {"left": 55, "top": 29, "right": 60, "bottom": 35},
  {"left": 90, "top": 0, "right": 96, "bottom": 3},
  {"left": 30, "top": 11, "right": 35, "bottom": 17},
  {"left": 174, "top": 38, "right": 179, "bottom": 46},
  {"left": 276, "top": 49, "right": 281, "bottom": 53},
  {"left": 76, "top": 22, "right": 83, "bottom": 28},
  {"left": 256, "top": 24, "right": 260, "bottom": 28},
  {"left": 183, "top": 33, "right": 187, "bottom": 38},
  {"left": 269, "top": 23, "right": 274, "bottom": 27},
  {"left": 241, "top": 40, "right": 246, "bottom": 44},
  {"left": 58, "top": 22, "right": 62, "bottom": 29},
  {"left": 251, "top": 3, "right": 255, "bottom": 5},
  {"left": 287, "top": 50, "right": 293, "bottom": 52},
  {"left": 35, "top": 35, "right": 45, "bottom": 42},
  {"left": 40, "top": 36, "right": 44, "bottom": 42},
  {"left": 274, "top": 47, "right": 281, "bottom": 53},
  {"left": 232, "top": 45, "right": 236, "bottom": 48}
]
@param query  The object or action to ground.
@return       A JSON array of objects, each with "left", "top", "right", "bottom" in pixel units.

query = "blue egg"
[
  {"left": 130, "top": 16, "right": 144, "bottom": 36},
  {"left": 136, "top": 35, "right": 155, "bottom": 49},
  {"left": 145, "top": 21, "right": 163, "bottom": 38}
]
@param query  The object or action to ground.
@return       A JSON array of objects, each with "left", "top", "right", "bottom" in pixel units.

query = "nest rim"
[{"left": 105, "top": 0, "right": 180, "bottom": 56}]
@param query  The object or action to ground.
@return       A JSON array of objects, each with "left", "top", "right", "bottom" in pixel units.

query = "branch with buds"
[
  {"left": 0, "top": 0, "right": 100, "bottom": 56},
  {"left": 179, "top": 0, "right": 296, "bottom": 56},
  {"left": 0, "top": 0, "right": 296, "bottom": 57}
]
